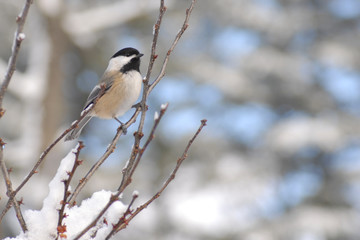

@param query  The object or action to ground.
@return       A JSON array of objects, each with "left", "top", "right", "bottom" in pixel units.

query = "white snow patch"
[
  {"left": 154, "top": 111, "right": 159, "bottom": 121},
  {"left": 65, "top": 190, "right": 126, "bottom": 239},
  {"left": 17, "top": 33, "right": 26, "bottom": 41},
  {"left": 160, "top": 102, "right": 168, "bottom": 110},
  {"left": 4, "top": 144, "right": 127, "bottom": 240},
  {"left": 132, "top": 190, "right": 139, "bottom": 198}
]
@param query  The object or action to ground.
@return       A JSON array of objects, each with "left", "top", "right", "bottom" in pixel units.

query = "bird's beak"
[{"left": 137, "top": 53, "right": 144, "bottom": 58}]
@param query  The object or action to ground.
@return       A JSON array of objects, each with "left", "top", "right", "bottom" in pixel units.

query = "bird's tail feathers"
[{"left": 65, "top": 116, "right": 92, "bottom": 141}]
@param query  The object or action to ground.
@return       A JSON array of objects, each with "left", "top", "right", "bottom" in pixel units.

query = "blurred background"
[{"left": 1, "top": 0, "right": 360, "bottom": 239}]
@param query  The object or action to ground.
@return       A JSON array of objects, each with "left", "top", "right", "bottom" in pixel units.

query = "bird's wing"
[{"left": 83, "top": 75, "right": 113, "bottom": 109}]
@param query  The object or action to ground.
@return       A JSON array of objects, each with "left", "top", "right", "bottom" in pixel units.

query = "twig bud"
[
  {"left": 132, "top": 190, "right": 139, "bottom": 198},
  {"left": 17, "top": 33, "right": 26, "bottom": 41},
  {"left": 0, "top": 138, "right": 6, "bottom": 148},
  {"left": 160, "top": 103, "right": 168, "bottom": 110}
]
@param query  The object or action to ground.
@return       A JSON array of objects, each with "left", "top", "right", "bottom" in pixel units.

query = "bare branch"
[
  {"left": 73, "top": 105, "right": 168, "bottom": 240},
  {"left": 0, "top": 0, "right": 33, "bottom": 231},
  {"left": 0, "top": 0, "right": 33, "bottom": 117},
  {"left": 144, "top": 0, "right": 167, "bottom": 85},
  {"left": 134, "top": 0, "right": 167, "bottom": 142},
  {"left": 71, "top": 1, "right": 197, "bottom": 238},
  {"left": 16, "top": 104, "right": 95, "bottom": 192},
  {"left": 116, "top": 0, "right": 196, "bottom": 207},
  {"left": 67, "top": 109, "right": 141, "bottom": 206},
  {"left": 111, "top": 119, "right": 207, "bottom": 233},
  {"left": 68, "top": 0, "right": 167, "bottom": 206},
  {"left": 148, "top": 0, "right": 196, "bottom": 93},
  {"left": 119, "top": 104, "right": 168, "bottom": 193},
  {"left": 0, "top": 139, "right": 27, "bottom": 232}
]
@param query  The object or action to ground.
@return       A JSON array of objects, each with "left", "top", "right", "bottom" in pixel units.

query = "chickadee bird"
[{"left": 65, "top": 47, "right": 144, "bottom": 141}]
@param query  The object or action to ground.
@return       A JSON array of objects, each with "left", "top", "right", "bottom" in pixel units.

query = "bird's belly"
[{"left": 93, "top": 71, "right": 142, "bottom": 119}]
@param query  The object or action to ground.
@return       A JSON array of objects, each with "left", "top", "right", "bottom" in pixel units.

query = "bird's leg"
[
  {"left": 114, "top": 117, "right": 127, "bottom": 135},
  {"left": 132, "top": 102, "right": 148, "bottom": 111},
  {"left": 132, "top": 102, "right": 141, "bottom": 109}
]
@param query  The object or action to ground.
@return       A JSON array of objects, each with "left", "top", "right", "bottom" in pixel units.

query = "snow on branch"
[{"left": 4, "top": 144, "right": 128, "bottom": 240}]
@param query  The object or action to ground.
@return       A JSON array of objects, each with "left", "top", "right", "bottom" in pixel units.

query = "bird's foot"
[
  {"left": 114, "top": 117, "right": 127, "bottom": 135},
  {"left": 132, "top": 102, "right": 148, "bottom": 111},
  {"left": 120, "top": 124, "right": 127, "bottom": 135}
]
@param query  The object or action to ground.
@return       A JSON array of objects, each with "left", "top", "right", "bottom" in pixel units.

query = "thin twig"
[
  {"left": 148, "top": 0, "right": 196, "bottom": 93},
  {"left": 67, "top": 109, "right": 141, "bottom": 206},
  {"left": 118, "top": 0, "right": 197, "bottom": 202},
  {"left": 73, "top": 105, "right": 167, "bottom": 240},
  {"left": 144, "top": 0, "right": 166, "bottom": 85},
  {"left": 119, "top": 104, "right": 168, "bottom": 193},
  {"left": 136, "top": 0, "right": 166, "bottom": 138},
  {"left": 72, "top": 0, "right": 197, "bottom": 237},
  {"left": 1, "top": 0, "right": 199, "bottom": 237},
  {"left": 105, "top": 191, "right": 139, "bottom": 240},
  {"left": 0, "top": 0, "right": 33, "bottom": 231},
  {"left": 112, "top": 119, "right": 207, "bottom": 233},
  {"left": 15, "top": 104, "right": 95, "bottom": 194},
  {"left": 0, "top": 0, "right": 33, "bottom": 117},
  {"left": 68, "top": 0, "right": 167, "bottom": 207},
  {"left": 0, "top": 139, "right": 27, "bottom": 231},
  {"left": 0, "top": 198, "right": 12, "bottom": 225},
  {"left": 122, "top": 0, "right": 167, "bottom": 180},
  {"left": 0, "top": 96, "right": 98, "bottom": 224},
  {"left": 115, "top": 0, "right": 167, "bottom": 191},
  {"left": 56, "top": 142, "right": 84, "bottom": 240},
  {"left": 119, "top": 0, "right": 196, "bottom": 204}
]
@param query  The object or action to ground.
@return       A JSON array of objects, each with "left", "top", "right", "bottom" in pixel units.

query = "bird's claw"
[
  {"left": 132, "top": 102, "right": 147, "bottom": 111},
  {"left": 120, "top": 123, "right": 127, "bottom": 135},
  {"left": 114, "top": 117, "right": 127, "bottom": 135}
]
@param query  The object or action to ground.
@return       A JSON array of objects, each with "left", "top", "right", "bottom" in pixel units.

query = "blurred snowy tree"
[{"left": 1, "top": 0, "right": 360, "bottom": 239}]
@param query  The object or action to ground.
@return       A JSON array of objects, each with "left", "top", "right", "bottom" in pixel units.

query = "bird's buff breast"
[{"left": 93, "top": 71, "right": 142, "bottom": 119}]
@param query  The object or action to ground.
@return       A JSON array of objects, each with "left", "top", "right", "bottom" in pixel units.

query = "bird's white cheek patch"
[{"left": 106, "top": 56, "right": 132, "bottom": 71}]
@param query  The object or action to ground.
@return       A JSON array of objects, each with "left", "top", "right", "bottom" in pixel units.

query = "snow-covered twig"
[
  {"left": 0, "top": 86, "right": 104, "bottom": 225},
  {"left": 4, "top": 145, "right": 129, "bottom": 239},
  {"left": 56, "top": 142, "right": 84, "bottom": 240},
  {"left": 104, "top": 191, "right": 139, "bottom": 239}
]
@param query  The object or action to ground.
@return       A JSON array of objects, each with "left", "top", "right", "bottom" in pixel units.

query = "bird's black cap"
[
  {"left": 111, "top": 47, "right": 143, "bottom": 73},
  {"left": 112, "top": 47, "right": 141, "bottom": 58}
]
